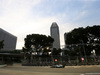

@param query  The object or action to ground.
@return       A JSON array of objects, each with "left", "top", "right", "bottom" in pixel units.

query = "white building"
[
  {"left": 0, "top": 28, "right": 17, "bottom": 51},
  {"left": 50, "top": 22, "right": 60, "bottom": 49}
]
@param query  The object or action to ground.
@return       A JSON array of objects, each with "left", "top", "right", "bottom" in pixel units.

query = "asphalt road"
[{"left": 0, "top": 64, "right": 100, "bottom": 75}]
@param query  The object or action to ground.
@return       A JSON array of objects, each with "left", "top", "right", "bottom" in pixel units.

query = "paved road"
[{"left": 0, "top": 64, "right": 100, "bottom": 75}]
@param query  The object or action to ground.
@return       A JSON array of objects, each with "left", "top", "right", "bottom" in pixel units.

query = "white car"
[{"left": 51, "top": 64, "right": 65, "bottom": 68}]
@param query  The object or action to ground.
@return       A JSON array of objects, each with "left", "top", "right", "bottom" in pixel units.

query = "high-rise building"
[
  {"left": 64, "top": 33, "right": 67, "bottom": 46},
  {"left": 50, "top": 22, "right": 60, "bottom": 49},
  {"left": 0, "top": 28, "right": 17, "bottom": 51}
]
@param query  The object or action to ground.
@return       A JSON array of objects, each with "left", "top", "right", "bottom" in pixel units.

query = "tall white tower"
[{"left": 50, "top": 22, "right": 60, "bottom": 49}]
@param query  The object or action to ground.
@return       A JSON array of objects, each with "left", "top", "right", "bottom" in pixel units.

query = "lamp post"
[{"left": 81, "top": 40, "right": 87, "bottom": 63}]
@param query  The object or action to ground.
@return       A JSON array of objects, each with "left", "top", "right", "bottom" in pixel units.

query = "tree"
[
  {"left": 0, "top": 40, "right": 4, "bottom": 50},
  {"left": 52, "top": 48, "right": 62, "bottom": 56},
  {"left": 23, "top": 34, "right": 54, "bottom": 55},
  {"left": 65, "top": 25, "right": 100, "bottom": 56}
]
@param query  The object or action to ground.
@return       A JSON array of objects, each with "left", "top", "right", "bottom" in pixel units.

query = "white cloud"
[
  {"left": 0, "top": 6, "right": 59, "bottom": 49},
  {"left": 72, "top": 11, "right": 88, "bottom": 22},
  {"left": 0, "top": 0, "right": 44, "bottom": 49},
  {"left": 1, "top": 0, "right": 98, "bottom": 49},
  {"left": 0, "top": 0, "right": 85, "bottom": 49},
  {"left": 14, "top": 16, "right": 59, "bottom": 49}
]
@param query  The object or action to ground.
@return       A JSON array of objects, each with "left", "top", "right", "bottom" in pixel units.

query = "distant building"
[
  {"left": 50, "top": 22, "right": 60, "bottom": 49},
  {"left": 64, "top": 33, "right": 67, "bottom": 47},
  {"left": 0, "top": 28, "right": 17, "bottom": 51}
]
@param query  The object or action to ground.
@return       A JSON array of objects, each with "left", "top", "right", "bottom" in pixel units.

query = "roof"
[
  {"left": 0, "top": 28, "right": 17, "bottom": 38},
  {"left": 51, "top": 22, "right": 58, "bottom": 27}
]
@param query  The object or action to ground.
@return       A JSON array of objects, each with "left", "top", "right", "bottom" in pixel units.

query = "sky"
[{"left": 0, "top": 0, "right": 100, "bottom": 49}]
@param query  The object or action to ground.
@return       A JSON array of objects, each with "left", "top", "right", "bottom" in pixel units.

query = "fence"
[{"left": 22, "top": 55, "right": 100, "bottom": 66}]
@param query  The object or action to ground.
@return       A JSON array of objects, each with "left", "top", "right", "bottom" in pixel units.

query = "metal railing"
[{"left": 22, "top": 55, "right": 100, "bottom": 66}]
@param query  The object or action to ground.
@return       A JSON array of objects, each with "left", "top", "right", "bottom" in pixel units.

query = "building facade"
[
  {"left": 0, "top": 28, "right": 17, "bottom": 51},
  {"left": 50, "top": 22, "right": 60, "bottom": 49},
  {"left": 64, "top": 33, "right": 67, "bottom": 47}
]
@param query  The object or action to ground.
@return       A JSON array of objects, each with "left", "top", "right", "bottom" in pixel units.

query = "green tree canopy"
[
  {"left": 65, "top": 25, "right": 100, "bottom": 56},
  {"left": 23, "top": 34, "right": 54, "bottom": 55},
  {"left": 52, "top": 48, "right": 62, "bottom": 56}
]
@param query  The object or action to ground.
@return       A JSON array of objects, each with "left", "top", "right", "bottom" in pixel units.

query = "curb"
[
  {"left": 0, "top": 64, "right": 7, "bottom": 68},
  {"left": 65, "top": 65, "right": 100, "bottom": 68}
]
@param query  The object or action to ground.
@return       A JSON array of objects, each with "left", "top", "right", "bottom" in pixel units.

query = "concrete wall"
[{"left": 0, "top": 28, "right": 17, "bottom": 51}]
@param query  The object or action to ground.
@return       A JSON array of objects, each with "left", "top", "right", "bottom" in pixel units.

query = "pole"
[{"left": 81, "top": 40, "right": 87, "bottom": 63}]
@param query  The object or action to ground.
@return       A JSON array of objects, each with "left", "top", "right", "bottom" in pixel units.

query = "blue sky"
[{"left": 0, "top": 0, "right": 100, "bottom": 49}]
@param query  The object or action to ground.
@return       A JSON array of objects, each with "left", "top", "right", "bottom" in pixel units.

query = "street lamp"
[{"left": 81, "top": 40, "right": 87, "bottom": 63}]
